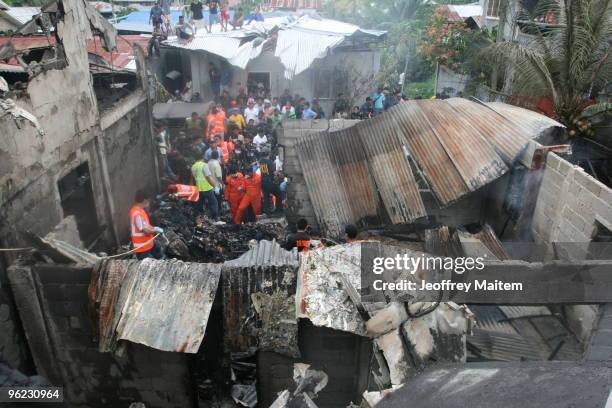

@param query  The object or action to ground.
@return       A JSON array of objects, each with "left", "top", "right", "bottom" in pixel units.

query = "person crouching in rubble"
[
  {"left": 130, "top": 190, "right": 164, "bottom": 260},
  {"left": 234, "top": 167, "right": 262, "bottom": 224},
  {"left": 224, "top": 164, "right": 245, "bottom": 220},
  {"left": 191, "top": 157, "right": 220, "bottom": 220}
]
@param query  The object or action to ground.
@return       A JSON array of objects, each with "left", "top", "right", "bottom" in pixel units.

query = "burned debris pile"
[{"left": 152, "top": 199, "right": 287, "bottom": 262}]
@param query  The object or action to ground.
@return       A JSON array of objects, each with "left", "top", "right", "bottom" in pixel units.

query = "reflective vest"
[
  {"left": 220, "top": 140, "right": 234, "bottom": 163},
  {"left": 173, "top": 184, "right": 199, "bottom": 202},
  {"left": 191, "top": 161, "right": 213, "bottom": 192},
  {"left": 129, "top": 206, "right": 155, "bottom": 253}
]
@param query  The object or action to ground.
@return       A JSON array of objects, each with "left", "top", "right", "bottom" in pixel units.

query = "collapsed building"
[
  {"left": 155, "top": 13, "right": 385, "bottom": 115},
  {"left": 0, "top": 0, "right": 157, "bottom": 380},
  {"left": 1, "top": 1, "right": 612, "bottom": 408}
]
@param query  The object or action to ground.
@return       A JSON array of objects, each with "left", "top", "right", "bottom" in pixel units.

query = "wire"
[
  {"left": 103, "top": 233, "right": 161, "bottom": 259},
  {"left": 0, "top": 234, "right": 161, "bottom": 258}
]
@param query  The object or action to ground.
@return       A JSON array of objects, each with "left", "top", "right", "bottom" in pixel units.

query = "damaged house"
[
  {"left": 156, "top": 14, "right": 385, "bottom": 115},
  {"left": 0, "top": 0, "right": 158, "bottom": 385},
  {"left": 1, "top": 1, "right": 612, "bottom": 407}
]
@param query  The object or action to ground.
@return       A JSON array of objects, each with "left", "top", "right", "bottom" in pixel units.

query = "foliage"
[
  {"left": 419, "top": 6, "right": 496, "bottom": 73},
  {"left": 480, "top": 0, "right": 612, "bottom": 132},
  {"left": 404, "top": 79, "right": 435, "bottom": 99}
]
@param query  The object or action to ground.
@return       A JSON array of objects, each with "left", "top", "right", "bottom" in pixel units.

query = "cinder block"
[
  {"left": 593, "top": 197, "right": 612, "bottom": 225},
  {"left": 557, "top": 159, "right": 572, "bottom": 176},
  {"left": 545, "top": 153, "right": 562, "bottom": 170}
]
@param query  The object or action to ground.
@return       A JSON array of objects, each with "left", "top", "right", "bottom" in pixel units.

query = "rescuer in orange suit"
[
  {"left": 234, "top": 167, "right": 262, "bottom": 224},
  {"left": 224, "top": 164, "right": 245, "bottom": 220}
]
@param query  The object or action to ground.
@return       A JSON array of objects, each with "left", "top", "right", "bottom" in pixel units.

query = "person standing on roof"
[
  {"left": 130, "top": 189, "right": 164, "bottom": 260},
  {"left": 234, "top": 167, "right": 262, "bottom": 224},
  {"left": 149, "top": 2, "right": 164, "bottom": 27},
  {"left": 285, "top": 219, "right": 312, "bottom": 252},
  {"left": 190, "top": 0, "right": 205, "bottom": 33},
  {"left": 191, "top": 156, "right": 220, "bottom": 220},
  {"left": 207, "top": 0, "right": 219, "bottom": 33},
  {"left": 220, "top": 2, "right": 230, "bottom": 31}
]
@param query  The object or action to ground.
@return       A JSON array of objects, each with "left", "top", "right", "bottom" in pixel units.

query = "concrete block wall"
[
  {"left": 532, "top": 153, "right": 612, "bottom": 247},
  {"left": 531, "top": 152, "right": 612, "bottom": 343}
]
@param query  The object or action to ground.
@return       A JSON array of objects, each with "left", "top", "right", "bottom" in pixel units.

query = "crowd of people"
[
  {"left": 154, "top": 87, "right": 294, "bottom": 234},
  {"left": 130, "top": 78, "right": 409, "bottom": 259},
  {"left": 147, "top": 0, "right": 267, "bottom": 55}
]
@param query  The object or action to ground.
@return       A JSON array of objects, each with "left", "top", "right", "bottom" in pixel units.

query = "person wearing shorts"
[
  {"left": 207, "top": 0, "right": 219, "bottom": 32},
  {"left": 190, "top": 0, "right": 204, "bottom": 32},
  {"left": 220, "top": 2, "right": 230, "bottom": 31}
]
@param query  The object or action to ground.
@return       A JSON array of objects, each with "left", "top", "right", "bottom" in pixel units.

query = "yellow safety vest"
[{"left": 191, "top": 161, "right": 213, "bottom": 192}]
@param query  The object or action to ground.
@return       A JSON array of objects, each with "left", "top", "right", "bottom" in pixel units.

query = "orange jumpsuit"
[
  {"left": 220, "top": 140, "right": 235, "bottom": 163},
  {"left": 224, "top": 172, "right": 245, "bottom": 219},
  {"left": 234, "top": 173, "right": 262, "bottom": 224}
]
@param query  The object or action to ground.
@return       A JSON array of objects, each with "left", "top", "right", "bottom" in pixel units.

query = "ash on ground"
[{"left": 151, "top": 198, "right": 287, "bottom": 263}]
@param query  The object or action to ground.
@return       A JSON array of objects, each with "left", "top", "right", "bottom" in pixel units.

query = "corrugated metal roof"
[
  {"left": 357, "top": 114, "right": 427, "bottom": 223},
  {"left": 90, "top": 259, "right": 221, "bottom": 354},
  {"left": 163, "top": 14, "right": 384, "bottom": 74},
  {"left": 295, "top": 99, "right": 563, "bottom": 235},
  {"left": 224, "top": 239, "right": 298, "bottom": 267},
  {"left": 4, "top": 6, "right": 40, "bottom": 24},
  {"left": 296, "top": 127, "right": 380, "bottom": 237}
]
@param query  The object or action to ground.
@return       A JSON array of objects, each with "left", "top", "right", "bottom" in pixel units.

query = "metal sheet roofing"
[
  {"left": 223, "top": 239, "right": 298, "bottom": 267},
  {"left": 295, "top": 99, "right": 563, "bottom": 235},
  {"left": 162, "top": 14, "right": 385, "bottom": 75},
  {"left": 90, "top": 259, "right": 221, "bottom": 354},
  {"left": 296, "top": 127, "right": 380, "bottom": 237},
  {"left": 4, "top": 6, "right": 40, "bottom": 24}
]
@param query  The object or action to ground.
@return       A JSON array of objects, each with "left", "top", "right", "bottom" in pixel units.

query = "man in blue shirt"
[
  {"left": 204, "top": 137, "right": 224, "bottom": 161},
  {"left": 372, "top": 86, "right": 385, "bottom": 115},
  {"left": 301, "top": 102, "right": 317, "bottom": 120},
  {"left": 149, "top": 2, "right": 164, "bottom": 26}
]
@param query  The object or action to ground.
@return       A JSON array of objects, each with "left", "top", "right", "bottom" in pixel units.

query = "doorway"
[
  {"left": 57, "top": 162, "right": 100, "bottom": 246},
  {"left": 247, "top": 72, "right": 271, "bottom": 97}
]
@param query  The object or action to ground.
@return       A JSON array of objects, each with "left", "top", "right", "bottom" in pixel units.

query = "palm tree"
[{"left": 482, "top": 0, "right": 611, "bottom": 134}]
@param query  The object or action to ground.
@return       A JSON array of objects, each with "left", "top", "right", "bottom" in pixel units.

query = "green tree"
[{"left": 482, "top": 0, "right": 612, "bottom": 133}]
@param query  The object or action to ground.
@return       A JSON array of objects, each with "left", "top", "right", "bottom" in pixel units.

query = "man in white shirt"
[
  {"left": 253, "top": 132, "right": 268, "bottom": 151},
  {"left": 244, "top": 97, "right": 259, "bottom": 124}
]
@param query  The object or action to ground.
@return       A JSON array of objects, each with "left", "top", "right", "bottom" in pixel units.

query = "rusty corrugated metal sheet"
[
  {"left": 296, "top": 129, "right": 379, "bottom": 237},
  {"left": 485, "top": 101, "right": 564, "bottom": 136},
  {"left": 221, "top": 241, "right": 298, "bottom": 353},
  {"left": 472, "top": 224, "right": 511, "bottom": 260},
  {"left": 357, "top": 113, "right": 427, "bottom": 223},
  {"left": 90, "top": 259, "right": 221, "bottom": 354},
  {"left": 391, "top": 102, "right": 469, "bottom": 204},
  {"left": 446, "top": 98, "right": 531, "bottom": 163},
  {"left": 295, "top": 99, "right": 563, "bottom": 236}
]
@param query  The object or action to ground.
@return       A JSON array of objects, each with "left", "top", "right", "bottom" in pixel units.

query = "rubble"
[
  {"left": 269, "top": 363, "right": 329, "bottom": 408},
  {"left": 152, "top": 199, "right": 287, "bottom": 262}
]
